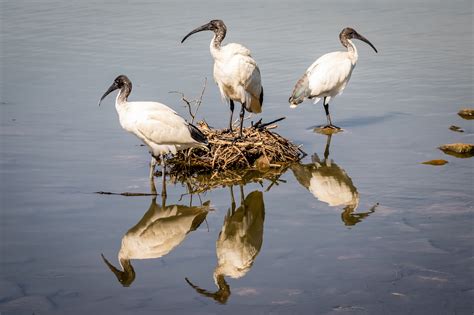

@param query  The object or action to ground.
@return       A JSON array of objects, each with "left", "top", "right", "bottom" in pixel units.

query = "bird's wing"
[
  {"left": 222, "top": 43, "right": 251, "bottom": 57},
  {"left": 127, "top": 101, "right": 178, "bottom": 115},
  {"left": 229, "top": 54, "right": 263, "bottom": 113},
  {"left": 306, "top": 52, "right": 353, "bottom": 97},
  {"left": 132, "top": 107, "right": 195, "bottom": 146},
  {"left": 214, "top": 43, "right": 263, "bottom": 112},
  {"left": 239, "top": 57, "right": 262, "bottom": 99},
  {"left": 289, "top": 73, "right": 310, "bottom": 106}
]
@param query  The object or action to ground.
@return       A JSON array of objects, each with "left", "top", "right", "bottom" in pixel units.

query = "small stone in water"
[
  {"left": 439, "top": 143, "right": 474, "bottom": 158},
  {"left": 421, "top": 159, "right": 448, "bottom": 166},
  {"left": 458, "top": 108, "right": 474, "bottom": 120},
  {"left": 449, "top": 125, "right": 464, "bottom": 132}
]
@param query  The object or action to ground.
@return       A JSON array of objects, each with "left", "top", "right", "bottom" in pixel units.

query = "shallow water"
[{"left": 1, "top": 0, "right": 473, "bottom": 314}]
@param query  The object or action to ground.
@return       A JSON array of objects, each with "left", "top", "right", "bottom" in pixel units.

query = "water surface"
[{"left": 1, "top": 0, "right": 473, "bottom": 314}]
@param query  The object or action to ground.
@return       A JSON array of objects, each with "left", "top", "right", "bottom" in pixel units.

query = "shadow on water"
[
  {"left": 101, "top": 193, "right": 211, "bottom": 287},
  {"left": 185, "top": 185, "right": 265, "bottom": 304},
  {"left": 307, "top": 112, "right": 406, "bottom": 130},
  {"left": 291, "top": 134, "right": 377, "bottom": 226}
]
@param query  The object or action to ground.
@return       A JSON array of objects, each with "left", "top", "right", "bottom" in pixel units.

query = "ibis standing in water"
[
  {"left": 98, "top": 75, "right": 208, "bottom": 195},
  {"left": 181, "top": 19, "right": 264, "bottom": 139},
  {"left": 289, "top": 27, "right": 377, "bottom": 129}
]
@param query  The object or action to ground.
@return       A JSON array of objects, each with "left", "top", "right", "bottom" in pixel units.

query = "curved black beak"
[
  {"left": 185, "top": 276, "right": 230, "bottom": 304},
  {"left": 101, "top": 254, "right": 135, "bottom": 287},
  {"left": 98, "top": 82, "right": 119, "bottom": 106},
  {"left": 181, "top": 22, "right": 213, "bottom": 43},
  {"left": 354, "top": 32, "right": 378, "bottom": 53}
]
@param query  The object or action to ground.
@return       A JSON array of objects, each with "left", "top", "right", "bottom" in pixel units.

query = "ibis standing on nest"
[
  {"left": 98, "top": 75, "right": 208, "bottom": 195},
  {"left": 181, "top": 19, "right": 264, "bottom": 139},
  {"left": 289, "top": 27, "right": 377, "bottom": 129}
]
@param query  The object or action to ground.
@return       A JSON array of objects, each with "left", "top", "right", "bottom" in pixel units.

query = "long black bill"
[
  {"left": 354, "top": 33, "right": 378, "bottom": 53},
  {"left": 98, "top": 82, "right": 118, "bottom": 106},
  {"left": 181, "top": 22, "right": 212, "bottom": 43},
  {"left": 101, "top": 254, "right": 135, "bottom": 287}
]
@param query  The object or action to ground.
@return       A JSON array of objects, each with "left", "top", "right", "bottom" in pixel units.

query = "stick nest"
[{"left": 167, "top": 120, "right": 304, "bottom": 176}]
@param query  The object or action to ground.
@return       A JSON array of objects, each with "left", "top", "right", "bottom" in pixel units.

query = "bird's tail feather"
[
  {"left": 289, "top": 73, "right": 310, "bottom": 108},
  {"left": 243, "top": 87, "right": 263, "bottom": 114},
  {"left": 188, "top": 123, "right": 208, "bottom": 145}
]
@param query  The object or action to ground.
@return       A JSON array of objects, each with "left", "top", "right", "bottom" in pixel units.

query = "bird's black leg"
[
  {"left": 225, "top": 100, "right": 235, "bottom": 133},
  {"left": 238, "top": 103, "right": 246, "bottom": 139},
  {"left": 160, "top": 154, "right": 167, "bottom": 197},
  {"left": 323, "top": 98, "right": 340, "bottom": 129}
]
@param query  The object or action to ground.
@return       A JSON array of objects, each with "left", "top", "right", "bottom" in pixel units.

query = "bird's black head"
[
  {"left": 113, "top": 75, "right": 130, "bottom": 89},
  {"left": 98, "top": 75, "right": 132, "bottom": 106},
  {"left": 340, "top": 27, "right": 378, "bottom": 53},
  {"left": 181, "top": 19, "right": 227, "bottom": 43}
]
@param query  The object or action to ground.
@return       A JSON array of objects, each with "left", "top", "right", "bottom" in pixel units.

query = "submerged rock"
[
  {"left": 439, "top": 143, "right": 474, "bottom": 158},
  {"left": 421, "top": 159, "right": 448, "bottom": 166},
  {"left": 458, "top": 108, "right": 474, "bottom": 120},
  {"left": 449, "top": 125, "right": 464, "bottom": 133}
]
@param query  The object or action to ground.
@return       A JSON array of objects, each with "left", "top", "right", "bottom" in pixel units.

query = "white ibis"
[
  {"left": 181, "top": 19, "right": 264, "bottom": 139},
  {"left": 101, "top": 196, "right": 210, "bottom": 287},
  {"left": 289, "top": 27, "right": 377, "bottom": 129},
  {"left": 291, "top": 135, "right": 359, "bottom": 211},
  {"left": 98, "top": 75, "right": 208, "bottom": 195},
  {"left": 185, "top": 187, "right": 264, "bottom": 304},
  {"left": 291, "top": 135, "right": 376, "bottom": 226}
]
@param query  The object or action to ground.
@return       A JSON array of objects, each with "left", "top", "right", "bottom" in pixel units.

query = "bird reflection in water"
[
  {"left": 291, "top": 134, "right": 376, "bottom": 226},
  {"left": 101, "top": 191, "right": 211, "bottom": 287},
  {"left": 185, "top": 185, "right": 265, "bottom": 304}
]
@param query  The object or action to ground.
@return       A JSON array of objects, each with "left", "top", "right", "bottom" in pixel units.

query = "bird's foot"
[
  {"left": 232, "top": 135, "right": 244, "bottom": 144},
  {"left": 222, "top": 128, "right": 233, "bottom": 134},
  {"left": 322, "top": 124, "right": 341, "bottom": 130}
]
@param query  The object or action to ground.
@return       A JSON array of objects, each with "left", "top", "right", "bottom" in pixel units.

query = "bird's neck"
[
  {"left": 344, "top": 39, "right": 358, "bottom": 63},
  {"left": 210, "top": 31, "right": 225, "bottom": 59},
  {"left": 115, "top": 88, "right": 130, "bottom": 111}
]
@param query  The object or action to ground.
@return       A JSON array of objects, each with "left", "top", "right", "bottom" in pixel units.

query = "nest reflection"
[{"left": 171, "top": 164, "right": 288, "bottom": 195}]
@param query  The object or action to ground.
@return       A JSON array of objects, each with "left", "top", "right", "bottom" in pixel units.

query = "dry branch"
[
  {"left": 167, "top": 80, "right": 304, "bottom": 178},
  {"left": 167, "top": 120, "right": 304, "bottom": 176}
]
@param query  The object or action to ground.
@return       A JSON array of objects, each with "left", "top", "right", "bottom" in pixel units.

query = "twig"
[
  {"left": 169, "top": 78, "right": 207, "bottom": 124},
  {"left": 194, "top": 78, "right": 207, "bottom": 123},
  {"left": 169, "top": 91, "right": 194, "bottom": 120},
  {"left": 95, "top": 191, "right": 159, "bottom": 196}
]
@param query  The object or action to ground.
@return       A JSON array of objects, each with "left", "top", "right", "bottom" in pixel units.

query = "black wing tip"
[
  {"left": 188, "top": 124, "right": 208, "bottom": 145},
  {"left": 259, "top": 87, "right": 264, "bottom": 106}
]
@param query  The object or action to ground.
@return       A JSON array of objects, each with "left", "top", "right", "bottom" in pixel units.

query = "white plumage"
[
  {"left": 117, "top": 101, "right": 202, "bottom": 156},
  {"left": 101, "top": 197, "right": 210, "bottom": 286},
  {"left": 289, "top": 27, "right": 377, "bottom": 129},
  {"left": 182, "top": 19, "right": 263, "bottom": 139},
  {"left": 185, "top": 188, "right": 264, "bottom": 304},
  {"left": 302, "top": 51, "right": 355, "bottom": 106},
  {"left": 212, "top": 43, "right": 262, "bottom": 114},
  {"left": 291, "top": 135, "right": 377, "bottom": 226},
  {"left": 214, "top": 189, "right": 264, "bottom": 280},
  {"left": 292, "top": 152, "right": 359, "bottom": 211},
  {"left": 98, "top": 75, "right": 207, "bottom": 193}
]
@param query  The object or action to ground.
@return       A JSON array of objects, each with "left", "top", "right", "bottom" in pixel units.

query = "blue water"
[{"left": 1, "top": 0, "right": 473, "bottom": 314}]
